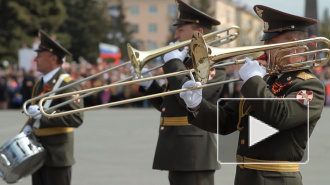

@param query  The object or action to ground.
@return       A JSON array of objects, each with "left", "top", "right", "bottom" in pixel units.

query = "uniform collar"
[
  {"left": 42, "top": 67, "right": 60, "bottom": 84},
  {"left": 276, "top": 71, "right": 301, "bottom": 84}
]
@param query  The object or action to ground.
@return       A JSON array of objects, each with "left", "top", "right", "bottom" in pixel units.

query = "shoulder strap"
[
  {"left": 33, "top": 74, "right": 70, "bottom": 129},
  {"left": 43, "top": 74, "right": 70, "bottom": 109}
]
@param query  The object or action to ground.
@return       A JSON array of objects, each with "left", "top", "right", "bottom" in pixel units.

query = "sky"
[{"left": 233, "top": 0, "right": 329, "bottom": 20}]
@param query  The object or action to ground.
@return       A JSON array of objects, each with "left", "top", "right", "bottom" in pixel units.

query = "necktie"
[{"left": 39, "top": 77, "right": 44, "bottom": 88}]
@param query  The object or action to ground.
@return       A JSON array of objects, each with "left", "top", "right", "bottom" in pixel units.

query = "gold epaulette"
[
  {"left": 296, "top": 72, "right": 315, "bottom": 80},
  {"left": 63, "top": 75, "right": 73, "bottom": 83}
]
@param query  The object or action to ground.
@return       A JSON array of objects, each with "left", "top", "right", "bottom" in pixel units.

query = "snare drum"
[{"left": 0, "top": 132, "right": 46, "bottom": 183}]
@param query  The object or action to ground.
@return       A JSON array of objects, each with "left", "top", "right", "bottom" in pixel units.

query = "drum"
[{"left": 0, "top": 132, "right": 46, "bottom": 183}]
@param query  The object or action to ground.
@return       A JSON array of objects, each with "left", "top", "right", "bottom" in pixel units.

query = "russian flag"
[{"left": 99, "top": 43, "right": 122, "bottom": 64}]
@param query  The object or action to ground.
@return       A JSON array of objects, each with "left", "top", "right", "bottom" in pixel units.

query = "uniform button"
[
  {"left": 162, "top": 108, "right": 165, "bottom": 112},
  {"left": 240, "top": 139, "right": 245, "bottom": 145},
  {"left": 160, "top": 126, "right": 164, "bottom": 130}
]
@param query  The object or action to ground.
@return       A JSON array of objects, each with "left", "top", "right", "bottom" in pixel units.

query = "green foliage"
[
  {"left": 321, "top": 8, "right": 330, "bottom": 39},
  {"left": 107, "top": 0, "right": 138, "bottom": 61},
  {"left": 0, "top": 0, "right": 66, "bottom": 64},
  {"left": 59, "top": 0, "right": 110, "bottom": 63},
  {"left": 0, "top": 0, "right": 128, "bottom": 64},
  {"left": 190, "top": 0, "right": 214, "bottom": 17}
]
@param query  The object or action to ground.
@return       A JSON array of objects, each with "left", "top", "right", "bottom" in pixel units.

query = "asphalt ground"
[{"left": 0, "top": 107, "right": 329, "bottom": 185}]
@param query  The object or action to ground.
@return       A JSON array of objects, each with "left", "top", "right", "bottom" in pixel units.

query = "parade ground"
[{"left": 0, "top": 107, "right": 329, "bottom": 185}]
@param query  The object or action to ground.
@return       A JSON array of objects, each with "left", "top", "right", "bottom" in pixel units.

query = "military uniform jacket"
[
  {"left": 189, "top": 69, "right": 324, "bottom": 160},
  {"left": 28, "top": 68, "right": 84, "bottom": 167},
  {"left": 141, "top": 57, "right": 225, "bottom": 171},
  {"left": 188, "top": 70, "right": 325, "bottom": 184}
]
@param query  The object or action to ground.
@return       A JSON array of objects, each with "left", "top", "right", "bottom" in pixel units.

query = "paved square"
[{"left": 0, "top": 107, "right": 329, "bottom": 185}]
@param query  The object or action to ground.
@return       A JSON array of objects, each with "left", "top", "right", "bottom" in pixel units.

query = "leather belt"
[
  {"left": 236, "top": 155, "right": 299, "bottom": 172},
  {"left": 160, "top": 116, "right": 190, "bottom": 126},
  {"left": 34, "top": 127, "right": 74, "bottom": 136}
]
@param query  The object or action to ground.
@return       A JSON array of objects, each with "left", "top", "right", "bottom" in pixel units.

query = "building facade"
[
  {"left": 105, "top": 0, "right": 263, "bottom": 51},
  {"left": 120, "top": 0, "right": 177, "bottom": 50}
]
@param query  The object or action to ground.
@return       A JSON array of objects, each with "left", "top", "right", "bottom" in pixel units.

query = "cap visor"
[
  {"left": 261, "top": 32, "right": 281, "bottom": 41},
  {"left": 34, "top": 48, "right": 47, "bottom": 52},
  {"left": 173, "top": 20, "right": 192, "bottom": 26}
]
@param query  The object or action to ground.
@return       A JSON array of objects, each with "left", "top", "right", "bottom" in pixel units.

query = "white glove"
[
  {"left": 163, "top": 42, "right": 188, "bottom": 63},
  {"left": 22, "top": 125, "right": 32, "bottom": 133},
  {"left": 130, "top": 67, "right": 153, "bottom": 90},
  {"left": 27, "top": 105, "right": 42, "bottom": 120},
  {"left": 180, "top": 80, "right": 202, "bottom": 108},
  {"left": 238, "top": 57, "right": 266, "bottom": 82}
]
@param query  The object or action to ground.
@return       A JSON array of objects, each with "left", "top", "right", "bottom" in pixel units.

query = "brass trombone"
[
  {"left": 38, "top": 31, "right": 330, "bottom": 118},
  {"left": 129, "top": 25, "right": 240, "bottom": 78},
  {"left": 190, "top": 31, "right": 330, "bottom": 84},
  {"left": 22, "top": 26, "right": 240, "bottom": 118}
]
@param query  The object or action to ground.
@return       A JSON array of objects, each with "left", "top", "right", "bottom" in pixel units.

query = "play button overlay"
[
  {"left": 249, "top": 116, "right": 279, "bottom": 147},
  {"left": 216, "top": 98, "right": 309, "bottom": 164}
]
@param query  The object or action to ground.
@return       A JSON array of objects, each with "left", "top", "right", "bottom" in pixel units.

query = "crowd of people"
[
  {"left": 0, "top": 58, "right": 165, "bottom": 109},
  {"left": 0, "top": 56, "right": 329, "bottom": 110}
]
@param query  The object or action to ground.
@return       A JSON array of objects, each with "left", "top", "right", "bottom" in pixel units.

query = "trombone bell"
[
  {"left": 190, "top": 32, "right": 211, "bottom": 84},
  {"left": 127, "top": 43, "right": 143, "bottom": 78}
]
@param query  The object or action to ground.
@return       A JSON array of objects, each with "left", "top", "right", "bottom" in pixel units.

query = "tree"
[
  {"left": 320, "top": 8, "right": 330, "bottom": 39},
  {"left": 106, "top": 0, "right": 138, "bottom": 62},
  {"left": 0, "top": 0, "right": 66, "bottom": 64},
  {"left": 59, "top": 0, "right": 110, "bottom": 63},
  {"left": 190, "top": 0, "right": 214, "bottom": 17}
]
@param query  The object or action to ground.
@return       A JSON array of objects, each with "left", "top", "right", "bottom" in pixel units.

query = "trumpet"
[
  {"left": 37, "top": 31, "right": 330, "bottom": 118},
  {"left": 22, "top": 26, "right": 240, "bottom": 118}
]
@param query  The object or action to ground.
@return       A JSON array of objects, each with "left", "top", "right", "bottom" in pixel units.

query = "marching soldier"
[
  {"left": 131, "top": 0, "right": 225, "bottom": 184},
  {"left": 23, "top": 30, "right": 84, "bottom": 185},
  {"left": 179, "top": 5, "right": 325, "bottom": 185}
]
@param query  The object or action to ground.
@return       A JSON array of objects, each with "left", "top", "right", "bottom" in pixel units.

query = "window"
[
  {"left": 149, "top": 5, "right": 157, "bottom": 15},
  {"left": 168, "top": 5, "right": 177, "bottom": 18},
  {"left": 108, "top": 6, "right": 120, "bottom": 18},
  {"left": 148, "top": 41, "right": 157, "bottom": 50},
  {"left": 132, "top": 24, "right": 139, "bottom": 33},
  {"left": 149, "top": 24, "right": 157, "bottom": 33},
  {"left": 130, "top": 5, "right": 139, "bottom": 15}
]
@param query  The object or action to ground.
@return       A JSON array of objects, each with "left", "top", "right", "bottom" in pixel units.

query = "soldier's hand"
[
  {"left": 163, "top": 42, "right": 188, "bottom": 63},
  {"left": 180, "top": 80, "right": 202, "bottom": 108},
  {"left": 27, "top": 105, "right": 42, "bottom": 120},
  {"left": 130, "top": 67, "right": 153, "bottom": 90},
  {"left": 239, "top": 57, "right": 266, "bottom": 82}
]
